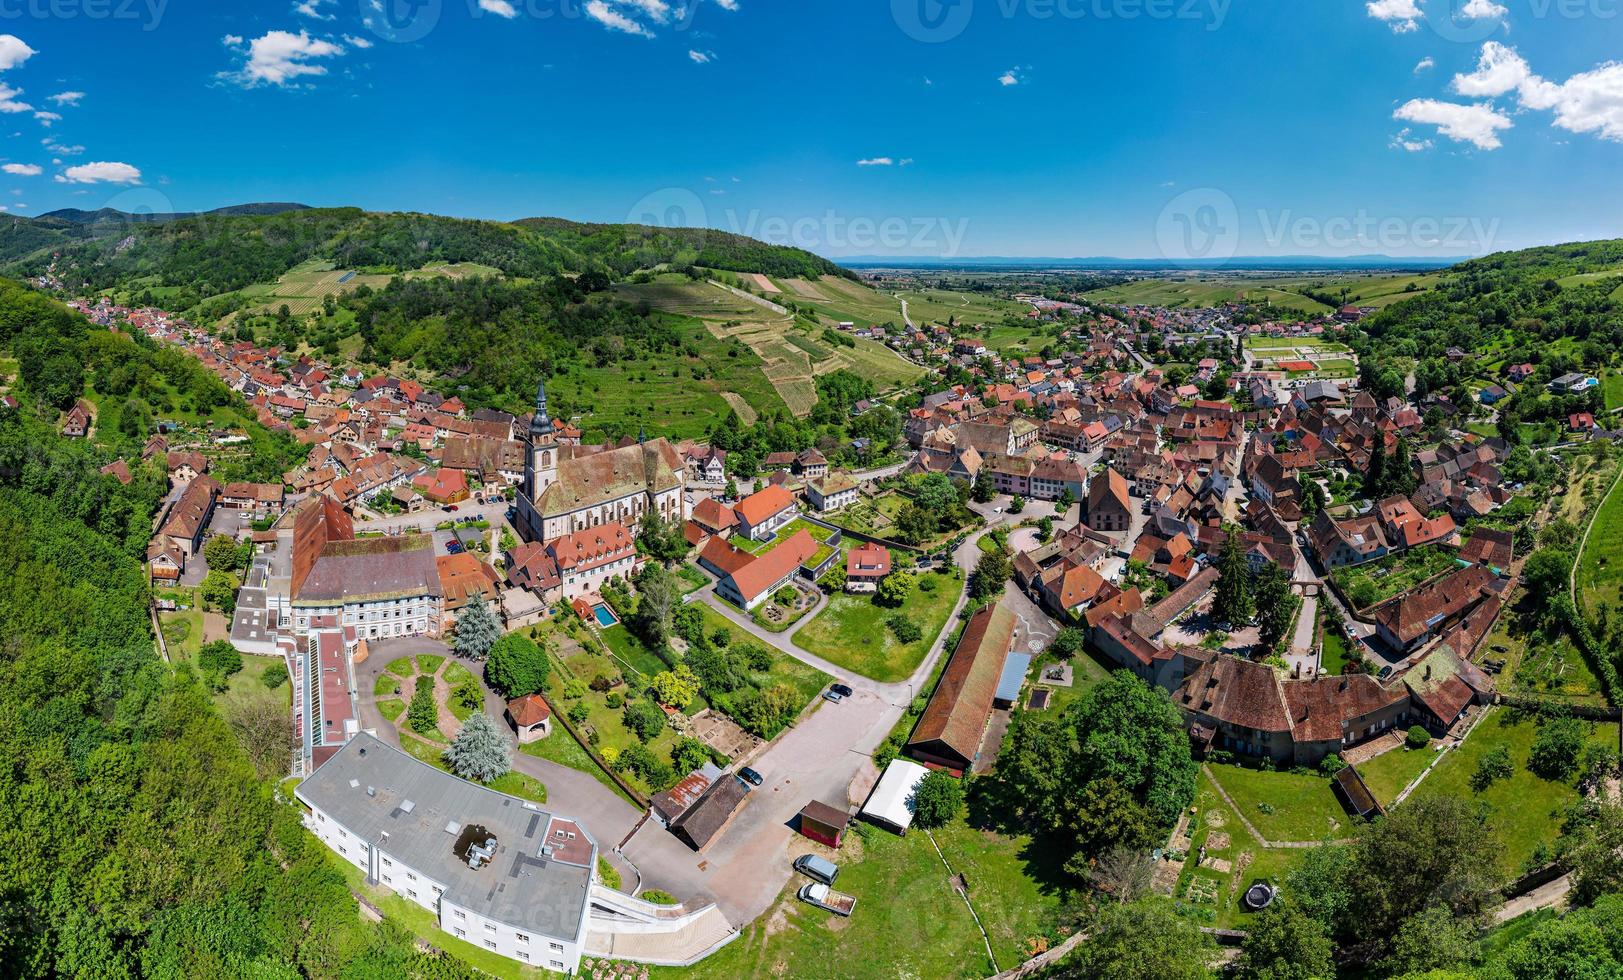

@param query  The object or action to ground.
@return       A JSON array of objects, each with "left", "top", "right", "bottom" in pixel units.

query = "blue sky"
[{"left": 0, "top": 0, "right": 1619, "bottom": 258}]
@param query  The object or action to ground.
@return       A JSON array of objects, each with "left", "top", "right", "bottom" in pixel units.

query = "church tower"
[{"left": 526, "top": 379, "right": 559, "bottom": 500}]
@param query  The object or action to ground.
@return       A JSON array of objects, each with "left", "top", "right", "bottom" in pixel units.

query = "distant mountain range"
[
  {"left": 837, "top": 255, "right": 1466, "bottom": 271},
  {"left": 36, "top": 202, "right": 313, "bottom": 227}
]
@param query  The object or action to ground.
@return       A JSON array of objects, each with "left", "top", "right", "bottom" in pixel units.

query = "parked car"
[
  {"left": 822, "top": 689, "right": 844, "bottom": 704},
  {"left": 829, "top": 683, "right": 854, "bottom": 699},
  {"left": 794, "top": 854, "right": 840, "bottom": 886},
  {"left": 738, "top": 766, "right": 764, "bottom": 787},
  {"left": 797, "top": 882, "right": 856, "bottom": 917}
]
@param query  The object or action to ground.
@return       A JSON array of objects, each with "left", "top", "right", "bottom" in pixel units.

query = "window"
[
  {"left": 518, "top": 952, "right": 530, "bottom": 962},
  {"left": 515, "top": 934, "right": 529, "bottom": 944},
  {"left": 550, "top": 961, "right": 565, "bottom": 970},
  {"left": 407, "top": 890, "right": 417, "bottom": 899},
  {"left": 406, "top": 872, "right": 416, "bottom": 881},
  {"left": 454, "top": 928, "right": 466, "bottom": 939},
  {"left": 453, "top": 910, "right": 465, "bottom": 920},
  {"left": 382, "top": 857, "right": 392, "bottom": 867},
  {"left": 483, "top": 923, "right": 496, "bottom": 933},
  {"left": 484, "top": 941, "right": 496, "bottom": 951}
]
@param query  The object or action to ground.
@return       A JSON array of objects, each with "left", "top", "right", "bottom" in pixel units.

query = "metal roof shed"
[
  {"left": 858, "top": 759, "right": 929, "bottom": 835},
  {"left": 994, "top": 653, "right": 1031, "bottom": 709}
]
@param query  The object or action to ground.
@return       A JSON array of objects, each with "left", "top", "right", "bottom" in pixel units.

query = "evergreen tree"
[
  {"left": 1212, "top": 526, "right": 1254, "bottom": 626},
  {"left": 1254, "top": 562, "right": 1294, "bottom": 650},
  {"left": 443, "top": 713, "right": 512, "bottom": 783},
  {"left": 454, "top": 591, "right": 502, "bottom": 660}
]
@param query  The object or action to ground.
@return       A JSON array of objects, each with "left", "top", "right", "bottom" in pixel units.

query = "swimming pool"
[{"left": 593, "top": 604, "right": 618, "bottom": 627}]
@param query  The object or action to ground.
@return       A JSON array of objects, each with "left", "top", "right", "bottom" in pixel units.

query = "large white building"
[
  {"left": 513, "top": 380, "right": 688, "bottom": 545},
  {"left": 298, "top": 734, "right": 597, "bottom": 973}
]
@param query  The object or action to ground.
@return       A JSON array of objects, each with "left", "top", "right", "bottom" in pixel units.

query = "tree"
[
  {"left": 1529, "top": 714, "right": 1586, "bottom": 781},
  {"left": 1566, "top": 802, "right": 1623, "bottom": 906},
  {"left": 623, "top": 698, "right": 666, "bottom": 742},
  {"left": 1341, "top": 795, "right": 1499, "bottom": 950},
  {"left": 1472, "top": 743, "right": 1514, "bottom": 792},
  {"left": 970, "top": 469, "right": 995, "bottom": 504},
  {"left": 261, "top": 661, "right": 288, "bottom": 688},
  {"left": 875, "top": 569, "right": 916, "bottom": 607},
  {"left": 631, "top": 562, "right": 675, "bottom": 649},
  {"left": 453, "top": 592, "right": 502, "bottom": 660},
  {"left": 971, "top": 548, "right": 1013, "bottom": 600},
  {"left": 636, "top": 508, "right": 689, "bottom": 564},
  {"left": 1050, "top": 627, "right": 1085, "bottom": 659},
  {"left": 1254, "top": 561, "right": 1294, "bottom": 650},
  {"left": 914, "top": 473, "right": 957, "bottom": 514},
  {"left": 1380, "top": 904, "right": 1479, "bottom": 977},
  {"left": 670, "top": 737, "right": 711, "bottom": 776},
  {"left": 1236, "top": 900, "right": 1333, "bottom": 980},
  {"left": 908, "top": 770, "right": 964, "bottom": 828},
  {"left": 887, "top": 614, "right": 922, "bottom": 643},
  {"left": 895, "top": 501, "right": 936, "bottom": 544},
  {"left": 1058, "top": 897, "right": 1215, "bottom": 980},
  {"left": 203, "top": 534, "right": 246, "bottom": 574},
  {"left": 485, "top": 631, "right": 550, "bottom": 698},
  {"left": 196, "top": 640, "right": 243, "bottom": 690},
  {"left": 1055, "top": 486, "right": 1076, "bottom": 519},
  {"left": 1008, "top": 494, "right": 1026, "bottom": 514},
  {"left": 651, "top": 664, "right": 701, "bottom": 708},
  {"left": 1088, "top": 845, "right": 1155, "bottom": 904},
  {"left": 443, "top": 713, "right": 512, "bottom": 783},
  {"left": 200, "top": 570, "right": 238, "bottom": 614},
  {"left": 223, "top": 692, "right": 293, "bottom": 781},
  {"left": 407, "top": 676, "right": 439, "bottom": 736},
  {"left": 1212, "top": 526, "right": 1252, "bottom": 625},
  {"left": 1405, "top": 725, "right": 1432, "bottom": 750}
]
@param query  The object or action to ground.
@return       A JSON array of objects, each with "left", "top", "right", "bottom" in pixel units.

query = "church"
[{"left": 514, "top": 380, "right": 689, "bottom": 544}]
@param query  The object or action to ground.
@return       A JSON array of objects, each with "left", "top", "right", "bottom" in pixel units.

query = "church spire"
[
  {"left": 638, "top": 421, "right": 647, "bottom": 445},
  {"left": 529, "top": 378, "right": 554, "bottom": 441}
]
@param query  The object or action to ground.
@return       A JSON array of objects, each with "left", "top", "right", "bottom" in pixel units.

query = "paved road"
[{"left": 351, "top": 498, "right": 511, "bottom": 536}]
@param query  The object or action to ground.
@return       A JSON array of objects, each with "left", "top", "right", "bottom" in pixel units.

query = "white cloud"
[
  {"left": 226, "top": 30, "right": 346, "bottom": 87},
  {"left": 1452, "top": 42, "right": 1623, "bottom": 143},
  {"left": 1389, "top": 128, "right": 1434, "bottom": 152},
  {"left": 0, "top": 35, "right": 35, "bottom": 72},
  {"left": 856, "top": 157, "right": 894, "bottom": 166},
  {"left": 1460, "top": 0, "right": 1508, "bottom": 19},
  {"left": 688, "top": 49, "right": 714, "bottom": 64},
  {"left": 1393, "top": 98, "right": 1512, "bottom": 149},
  {"left": 615, "top": 0, "right": 671, "bottom": 22},
  {"left": 1366, "top": 0, "right": 1422, "bottom": 32},
  {"left": 1414, "top": 57, "right": 1434, "bottom": 74},
  {"left": 342, "top": 34, "right": 374, "bottom": 49},
  {"left": 223, "top": 34, "right": 244, "bottom": 46},
  {"left": 1452, "top": 41, "right": 1532, "bottom": 97},
  {"left": 585, "top": 1, "right": 654, "bottom": 36},
  {"left": 48, "top": 90, "right": 83, "bottom": 106},
  {"left": 45, "top": 140, "right": 83, "bottom": 155},
  {"left": 478, "top": 0, "right": 519, "bottom": 17},
  {"left": 712, "top": 0, "right": 738, "bottom": 9},
  {"left": 55, "top": 161, "right": 142, "bottom": 185},
  {"left": 32, "top": 111, "right": 57, "bottom": 125},
  {"left": 899, "top": 157, "right": 914, "bottom": 166},
  {"left": 293, "top": 0, "right": 335, "bottom": 19},
  {"left": 2, "top": 163, "right": 40, "bottom": 175},
  {"left": 0, "top": 83, "right": 31, "bottom": 113},
  {"left": 998, "top": 68, "right": 1021, "bottom": 86}
]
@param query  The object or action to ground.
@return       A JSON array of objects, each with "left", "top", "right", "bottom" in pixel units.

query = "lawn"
[
  {"left": 1331, "top": 546, "right": 1461, "bottom": 611},
  {"left": 793, "top": 567, "right": 963, "bottom": 682},
  {"left": 1205, "top": 764, "right": 1350, "bottom": 843},
  {"left": 158, "top": 605, "right": 204, "bottom": 659},
  {"left": 1172, "top": 770, "right": 1312, "bottom": 930},
  {"left": 1320, "top": 625, "right": 1351, "bottom": 675},
  {"left": 599, "top": 624, "right": 668, "bottom": 681},
  {"left": 1028, "top": 648, "right": 1114, "bottom": 716},
  {"left": 519, "top": 735, "right": 639, "bottom": 808},
  {"left": 543, "top": 641, "right": 682, "bottom": 796},
  {"left": 1353, "top": 744, "right": 1441, "bottom": 805},
  {"left": 1411, "top": 708, "right": 1620, "bottom": 877},
  {"left": 734, "top": 517, "right": 838, "bottom": 556},
  {"left": 646, "top": 817, "right": 1065, "bottom": 980}
]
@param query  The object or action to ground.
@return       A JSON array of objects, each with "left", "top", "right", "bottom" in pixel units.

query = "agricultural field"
[
  {"left": 793, "top": 566, "right": 963, "bottom": 682},
  {"left": 1083, "top": 278, "right": 1331, "bottom": 315},
  {"left": 704, "top": 318, "right": 923, "bottom": 417},
  {"left": 614, "top": 276, "right": 774, "bottom": 319},
  {"left": 1410, "top": 708, "right": 1620, "bottom": 877},
  {"left": 234, "top": 258, "right": 394, "bottom": 315},
  {"left": 897, "top": 287, "right": 1029, "bottom": 327}
]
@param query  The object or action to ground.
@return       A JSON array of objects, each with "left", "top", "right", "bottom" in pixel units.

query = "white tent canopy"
[{"left": 859, "top": 758, "right": 929, "bottom": 834}]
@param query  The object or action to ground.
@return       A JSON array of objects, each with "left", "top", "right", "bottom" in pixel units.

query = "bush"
[
  {"left": 623, "top": 698, "right": 667, "bottom": 742},
  {"left": 1320, "top": 754, "right": 1347, "bottom": 775},
  {"left": 740, "top": 644, "right": 773, "bottom": 672},
  {"left": 887, "top": 615, "right": 922, "bottom": 644},
  {"left": 197, "top": 640, "right": 243, "bottom": 686},
  {"left": 589, "top": 674, "right": 615, "bottom": 693},
  {"left": 605, "top": 692, "right": 623, "bottom": 709},
  {"left": 567, "top": 702, "right": 589, "bottom": 725},
  {"left": 1405, "top": 726, "right": 1431, "bottom": 750},
  {"left": 261, "top": 661, "right": 288, "bottom": 688}
]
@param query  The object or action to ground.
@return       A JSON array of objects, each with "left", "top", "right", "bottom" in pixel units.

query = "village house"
[
  {"left": 806, "top": 472, "right": 859, "bottom": 513},
  {"left": 844, "top": 541, "right": 891, "bottom": 593},
  {"left": 734, "top": 484, "right": 798, "bottom": 541},
  {"left": 1084, "top": 467, "right": 1132, "bottom": 533}
]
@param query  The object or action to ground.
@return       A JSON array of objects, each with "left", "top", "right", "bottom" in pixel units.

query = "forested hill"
[
  {"left": 1, "top": 205, "right": 849, "bottom": 297},
  {"left": 1346, "top": 239, "right": 1623, "bottom": 406}
]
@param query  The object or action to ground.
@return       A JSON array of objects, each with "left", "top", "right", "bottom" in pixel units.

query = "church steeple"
[
  {"left": 638, "top": 422, "right": 647, "bottom": 445},
  {"left": 529, "top": 378, "right": 554, "bottom": 441}
]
